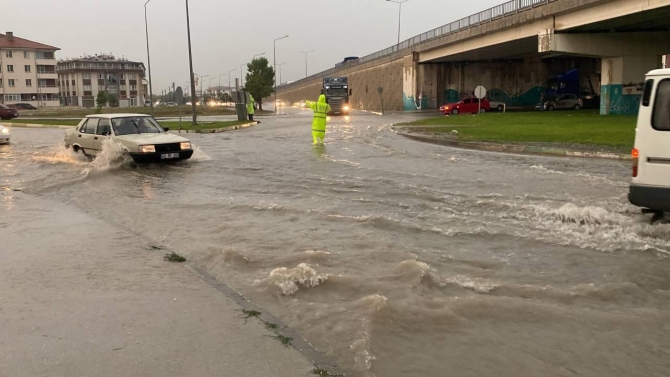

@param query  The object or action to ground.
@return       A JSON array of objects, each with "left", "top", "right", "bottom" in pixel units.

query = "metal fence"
[{"left": 279, "top": 0, "right": 559, "bottom": 92}]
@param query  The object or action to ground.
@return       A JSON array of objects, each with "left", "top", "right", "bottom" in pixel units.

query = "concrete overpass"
[{"left": 276, "top": 0, "right": 670, "bottom": 115}]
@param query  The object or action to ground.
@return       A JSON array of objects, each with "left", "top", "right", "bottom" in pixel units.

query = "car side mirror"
[
  {"left": 163, "top": 127, "right": 170, "bottom": 132},
  {"left": 349, "top": 89, "right": 353, "bottom": 96}
]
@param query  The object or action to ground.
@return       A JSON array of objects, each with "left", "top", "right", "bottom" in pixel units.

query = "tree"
[
  {"left": 245, "top": 57, "right": 274, "bottom": 111},
  {"left": 218, "top": 91, "right": 233, "bottom": 105},
  {"left": 108, "top": 94, "right": 119, "bottom": 107},
  {"left": 96, "top": 91, "right": 109, "bottom": 113}
]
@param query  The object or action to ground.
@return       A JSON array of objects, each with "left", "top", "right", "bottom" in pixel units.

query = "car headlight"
[
  {"left": 180, "top": 142, "right": 191, "bottom": 150},
  {"left": 139, "top": 145, "right": 155, "bottom": 153},
  {"left": 1, "top": 128, "right": 8, "bottom": 134}
]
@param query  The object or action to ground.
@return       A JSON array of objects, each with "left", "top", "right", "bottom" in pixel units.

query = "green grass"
[
  {"left": 3, "top": 119, "right": 80, "bottom": 126},
  {"left": 400, "top": 110, "right": 636, "bottom": 149},
  {"left": 3, "top": 119, "right": 250, "bottom": 131},
  {"left": 160, "top": 120, "right": 249, "bottom": 131},
  {"left": 15, "top": 105, "right": 238, "bottom": 118}
]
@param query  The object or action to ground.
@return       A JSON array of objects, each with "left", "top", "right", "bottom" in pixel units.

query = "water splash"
[
  {"left": 256, "top": 263, "right": 328, "bottom": 295},
  {"left": 84, "top": 138, "right": 132, "bottom": 174}
]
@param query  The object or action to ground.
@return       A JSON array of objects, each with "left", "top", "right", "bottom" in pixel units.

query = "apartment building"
[
  {"left": 0, "top": 32, "right": 60, "bottom": 107},
  {"left": 57, "top": 54, "right": 146, "bottom": 108}
]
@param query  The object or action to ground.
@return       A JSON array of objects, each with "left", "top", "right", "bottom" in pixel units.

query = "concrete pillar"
[
  {"left": 402, "top": 55, "right": 417, "bottom": 111},
  {"left": 601, "top": 55, "right": 661, "bottom": 115}
]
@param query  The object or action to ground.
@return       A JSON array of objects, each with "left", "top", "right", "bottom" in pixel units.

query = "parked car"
[
  {"left": 0, "top": 125, "right": 9, "bottom": 144},
  {"left": 485, "top": 98, "right": 506, "bottom": 112},
  {"left": 440, "top": 98, "right": 491, "bottom": 115},
  {"left": 535, "top": 94, "right": 583, "bottom": 111},
  {"left": 629, "top": 68, "right": 670, "bottom": 221},
  {"left": 10, "top": 103, "right": 37, "bottom": 110},
  {"left": 64, "top": 114, "right": 193, "bottom": 163},
  {"left": 167, "top": 102, "right": 176, "bottom": 107},
  {"left": 0, "top": 104, "right": 19, "bottom": 120},
  {"left": 144, "top": 100, "right": 152, "bottom": 107}
]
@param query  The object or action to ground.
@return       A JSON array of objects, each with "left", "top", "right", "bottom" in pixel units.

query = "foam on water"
[
  {"left": 256, "top": 263, "right": 328, "bottom": 295},
  {"left": 32, "top": 145, "right": 89, "bottom": 166},
  {"left": 84, "top": 138, "right": 131, "bottom": 174}
]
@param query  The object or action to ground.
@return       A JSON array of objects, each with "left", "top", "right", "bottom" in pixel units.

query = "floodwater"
[{"left": 3, "top": 110, "right": 670, "bottom": 377}]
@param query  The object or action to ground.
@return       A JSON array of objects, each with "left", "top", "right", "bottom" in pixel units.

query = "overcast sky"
[{"left": 2, "top": 0, "right": 504, "bottom": 91}]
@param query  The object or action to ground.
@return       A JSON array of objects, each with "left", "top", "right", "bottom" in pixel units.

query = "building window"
[
  {"left": 83, "top": 84, "right": 92, "bottom": 91},
  {"left": 100, "top": 86, "right": 105, "bottom": 91},
  {"left": 0, "top": 79, "right": 2, "bottom": 86},
  {"left": 98, "top": 73, "right": 104, "bottom": 80},
  {"left": 120, "top": 84, "right": 126, "bottom": 91},
  {"left": 25, "top": 65, "right": 31, "bottom": 73},
  {"left": 5, "top": 50, "right": 12, "bottom": 58},
  {"left": 130, "top": 84, "right": 137, "bottom": 91},
  {"left": 24, "top": 51, "right": 30, "bottom": 59},
  {"left": 34, "top": 51, "right": 54, "bottom": 60},
  {"left": 83, "top": 73, "right": 90, "bottom": 80},
  {"left": 4, "top": 94, "right": 21, "bottom": 102},
  {"left": 26, "top": 79, "right": 32, "bottom": 87},
  {"left": 129, "top": 74, "right": 137, "bottom": 80},
  {"left": 8, "top": 79, "right": 15, "bottom": 87},
  {"left": 119, "top": 74, "right": 125, "bottom": 80},
  {"left": 7, "top": 65, "right": 14, "bottom": 72}
]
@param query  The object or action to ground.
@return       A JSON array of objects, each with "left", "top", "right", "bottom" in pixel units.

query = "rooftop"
[
  {"left": 59, "top": 53, "right": 140, "bottom": 64},
  {"left": 0, "top": 32, "right": 59, "bottom": 51}
]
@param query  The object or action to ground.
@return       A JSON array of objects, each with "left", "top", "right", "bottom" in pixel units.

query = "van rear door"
[{"left": 636, "top": 78, "right": 670, "bottom": 187}]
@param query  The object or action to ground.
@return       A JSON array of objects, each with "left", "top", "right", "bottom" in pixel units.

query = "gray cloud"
[{"left": 2, "top": 0, "right": 504, "bottom": 91}]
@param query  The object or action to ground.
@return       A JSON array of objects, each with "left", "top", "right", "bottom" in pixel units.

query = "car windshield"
[
  {"left": 111, "top": 117, "right": 163, "bottom": 135},
  {"left": 0, "top": 104, "right": 8, "bottom": 109}
]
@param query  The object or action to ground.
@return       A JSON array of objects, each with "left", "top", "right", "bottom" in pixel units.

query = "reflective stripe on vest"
[
  {"left": 312, "top": 129, "right": 325, "bottom": 133},
  {"left": 314, "top": 102, "right": 328, "bottom": 118}
]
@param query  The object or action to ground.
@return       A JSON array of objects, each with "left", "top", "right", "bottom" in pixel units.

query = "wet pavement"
[{"left": 2, "top": 109, "right": 670, "bottom": 377}]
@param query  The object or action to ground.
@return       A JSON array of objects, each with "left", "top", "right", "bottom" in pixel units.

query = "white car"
[
  {"left": 64, "top": 114, "right": 193, "bottom": 163},
  {"left": 486, "top": 98, "right": 506, "bottom": 112},
  {"left": 0, "top": 125, "right": 9, "bottom": 144}
]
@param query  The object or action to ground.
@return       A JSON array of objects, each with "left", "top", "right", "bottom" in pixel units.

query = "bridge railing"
[{"left": 278, "top": 0, "right": 559, "bottom": 92}]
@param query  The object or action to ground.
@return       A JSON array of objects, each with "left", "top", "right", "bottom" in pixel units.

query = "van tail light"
[{"left": 632, "top": 148, "right": 639, "bottom": 177}]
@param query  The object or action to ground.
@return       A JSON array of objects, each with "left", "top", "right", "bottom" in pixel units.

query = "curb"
[
  {"left": 174, "top": 121, "right": 258, "bottom": 134},
  {"left": 396, "top": 132, "right": 630, "bottom": 161},
  {"left": 1, "top": 122, "right": 74, "bottom": 129}
]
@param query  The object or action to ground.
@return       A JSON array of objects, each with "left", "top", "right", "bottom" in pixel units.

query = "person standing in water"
[
  {"left": 247, "top": 94, "right": 256, "bottom": 122},
  {"left": 306, "top": 94, "right": 331, "bottom": 145}
]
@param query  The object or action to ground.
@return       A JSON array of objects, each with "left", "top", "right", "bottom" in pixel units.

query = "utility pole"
[
  {"left": 185, "top": 0, "right": 197, "bottom": 124},
  {"left": 386, "top": 0, "right": 409, "bottom": 45},
  {"left": 144, "top": 0, "right": 154, "bottom": 116},
  {"left": 299, "top": 50, "right": 314, "bottom": 78},
  {"left": 273, "top": 35, "right": 289, "bottom": 115}
]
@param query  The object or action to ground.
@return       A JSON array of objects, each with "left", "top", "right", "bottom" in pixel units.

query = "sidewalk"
[{"left": 0, "top": 191, "right": 322, "bottom": 377}]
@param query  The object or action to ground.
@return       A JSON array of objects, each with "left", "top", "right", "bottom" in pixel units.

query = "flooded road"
[{"left": 3, "top": 110, "right": 670, "bottom": 376}]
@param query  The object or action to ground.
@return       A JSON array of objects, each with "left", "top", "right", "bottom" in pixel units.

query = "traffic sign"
[
  {"left": 474, "top": 86, "right": 487, "bottom": 99},
  {"left": 175, "top": 87, "right": 184, "bottom": 105}
]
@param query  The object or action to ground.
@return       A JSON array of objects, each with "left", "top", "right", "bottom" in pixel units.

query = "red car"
[
  {"left": 0, "top": 104, "right": 19, "bottom": 120},
  {"left": 440, "top": 98, "right": 490, "bottom": 115}
]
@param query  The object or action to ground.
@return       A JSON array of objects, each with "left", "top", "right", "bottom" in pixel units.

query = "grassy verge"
[
  {"left": 2, "top": 119, "right": 251, "bottom": 131},
  {"left": 160, "top": 120, "right": 250, "bottom": 131},
  {"left": 15, "top": 106, "right": 238, "bottom": 118},
  {"left": 398, "top": 110, "right": 636, "bottom": 149}
]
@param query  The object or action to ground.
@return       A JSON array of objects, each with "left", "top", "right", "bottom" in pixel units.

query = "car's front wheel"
[
  {"left": 547, "top": 105, "right": 555, "bottom": 111},
  {"left": 451, "top": 109, "right": 459, "bottom": 115},
  {"left": 479, "top": 108, "right": 487, "bottom": 114},
  {"left": 574, "top": 104, "right": 582, "bottom": 110}
]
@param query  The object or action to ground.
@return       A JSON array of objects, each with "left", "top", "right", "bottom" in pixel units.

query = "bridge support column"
[
  {"left": 402, "top": 55, "right": 418, "bottom": 111},
  {"left": 600, "top": 55, "right": 661, "bottom": 115}
]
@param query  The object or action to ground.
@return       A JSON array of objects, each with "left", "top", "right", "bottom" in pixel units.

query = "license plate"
[{"left": 161, "top": 153, "right": 180, "bottom": 160}]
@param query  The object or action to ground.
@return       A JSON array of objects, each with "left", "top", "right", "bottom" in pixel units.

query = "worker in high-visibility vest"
[
  {"left": 247, "top": 95, "right": 255, "bottom": 121},
  {"left": 306, "top": 94, "right": 331, "bottom": 145}
]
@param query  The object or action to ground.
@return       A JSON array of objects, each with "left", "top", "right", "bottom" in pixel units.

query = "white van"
[{"left": 629, "top": 68, "right": 670, "bottom": 219}]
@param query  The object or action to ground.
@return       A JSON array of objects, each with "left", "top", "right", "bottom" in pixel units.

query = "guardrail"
[{"left": 279, "top": 0, "right": 558, "bottom": 92}]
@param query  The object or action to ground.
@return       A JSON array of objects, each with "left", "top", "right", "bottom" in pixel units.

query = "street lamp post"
[
  {"left": 228, "top": 68, "right": 237, "bottom": 93},
  {"left": 386, "top": 0, "right": 409, "bottom": 45},
  {"left": 195, "top": 74, "right": 209, "bottom": 106},
  {"left": 273, "top": 35, "right": 289, "bottom": 115},
  {"left": 299, "top": 50, "right": 314, "bottom": 78},
  {"left": 240, "top": 64, "right": 245, "bottom": 88},
  {"left": 144, "top": 0, "right": 154, "bottom": 115},
  {"left": 185, "top": 0, "right": 198, "bottom": 124},
  {"left": 277, "top": 62, "right": 287, "bottom": 86}
]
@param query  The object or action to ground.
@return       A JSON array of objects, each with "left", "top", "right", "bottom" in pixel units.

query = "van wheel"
[
  {"left": 72, "top": 145, "right": 80, "bottom": 153},
  {"left": 547, "top": 105, "right": 555, "bottom": 111},
  {"left": 497, "top": 105, "right": 504, "bottom": 112},
  {"left": 451, "top": 109, "right": 459, "bottom": 115},
  {"left": 479, "top": 108, "right": 486, "bottom": 114},
  {"left": 574, "top": 104, "right": 582, "bottom": 110}
]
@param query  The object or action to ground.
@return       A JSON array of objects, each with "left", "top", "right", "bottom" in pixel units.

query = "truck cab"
[
  {"left": 322, "top": 77, "right": 352, "bottom": 115},
  {"left": 629, "top": 68, "right": 670, "bottom": 220}
]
